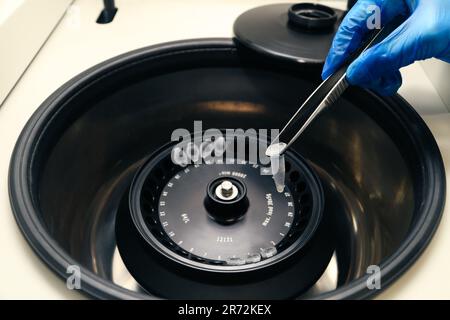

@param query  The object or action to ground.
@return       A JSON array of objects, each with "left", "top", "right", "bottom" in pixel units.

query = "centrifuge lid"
[{"left": 233, "top": 3, "right": 345, "bottom": 64}]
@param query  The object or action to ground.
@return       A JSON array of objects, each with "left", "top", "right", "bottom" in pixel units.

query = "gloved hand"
[{"left": 322, "top": 0, "right": 450, "bottom": 96}]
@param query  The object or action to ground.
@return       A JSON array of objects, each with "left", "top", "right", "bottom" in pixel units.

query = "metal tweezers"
[{"left": 267, "top": 17, "right": 403, "bottom": 157}]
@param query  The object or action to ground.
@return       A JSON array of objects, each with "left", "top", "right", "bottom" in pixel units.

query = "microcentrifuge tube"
[{"left": 266, "top": 143, "right": 287, "bottom": 193}]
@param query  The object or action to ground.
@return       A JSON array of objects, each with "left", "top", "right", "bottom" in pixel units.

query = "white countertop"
[{"left": 0, "top": 0, "right": 449, "bottom": 299}]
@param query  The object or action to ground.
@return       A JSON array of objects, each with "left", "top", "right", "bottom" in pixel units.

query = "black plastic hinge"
[{"left": 97, "top": 0, "right": 118, "bottom": 24}]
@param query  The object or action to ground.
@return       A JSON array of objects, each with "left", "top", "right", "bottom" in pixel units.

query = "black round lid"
[{"left": 233, "top": 3, "right": 344, "bottom": 64}]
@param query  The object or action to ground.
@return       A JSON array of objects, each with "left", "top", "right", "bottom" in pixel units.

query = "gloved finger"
[
  {"left": 322, "top": 0, "right": 408, "bottom": 80},
  {"left": 367, "top": 70, "right": 403, "bottom": 96},
  {"left": 439, "top": 56, "right": 450, "bottom": 64},
  {"left": 347, "top": 15, "right": 423, "bottom": 93}
]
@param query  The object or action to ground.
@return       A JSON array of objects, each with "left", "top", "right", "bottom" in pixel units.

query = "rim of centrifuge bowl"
[{"left": 8, "top": 38, "right": 446, "bottom": 300}]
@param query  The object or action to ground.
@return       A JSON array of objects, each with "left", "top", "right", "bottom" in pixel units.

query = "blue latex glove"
[{"left": 322, "top": 0, "right": 450, "bottom": 96}]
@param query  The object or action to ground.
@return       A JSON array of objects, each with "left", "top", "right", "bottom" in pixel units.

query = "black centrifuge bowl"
[{"left": 9, "top": 39, "right": 445, "bottom": 299}]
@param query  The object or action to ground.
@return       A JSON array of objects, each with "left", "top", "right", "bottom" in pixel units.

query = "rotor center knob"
[
  {"left": 216, "top": 180, "right": 238, "bottom": 200},
  {"left": 205, "top": 178, "right": 249, "bottom": 224}
]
